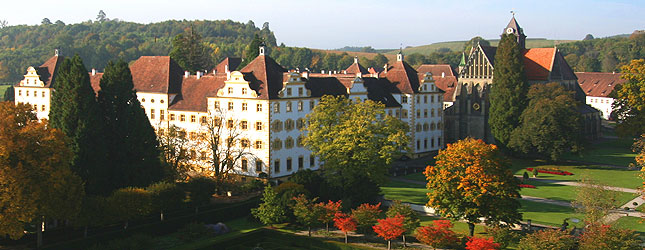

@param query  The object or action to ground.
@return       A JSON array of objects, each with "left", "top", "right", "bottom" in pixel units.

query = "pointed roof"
[
  {"left": 169, "top": 74, "right": 226, "bottom": 112},
  {"left": 385, "top": 60, "right": 420, "bottom": 94},
  {"left": 239, "top": 55, "right": 287, "bottom": 99},
  {"left": 345, "top": 58, "right": 369, "bottom": 75},
  {"left": 130, "top": 56, "right": 184, "bottom": 94},
  {"left": 576, "top": 72, "right": 625, "bottom": 98},
  {"left": 214, "top": 57, "right": 242, "bottom": 73},
  {"left": 35, "top": 55, "right": 65, "bottom": 88},
  {"left": 459, "top": 52, "right": 466, "bottom": 67}
]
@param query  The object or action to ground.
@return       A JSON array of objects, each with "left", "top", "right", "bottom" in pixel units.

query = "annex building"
[
  {"left": 14, "top": 47, "right": 444, "bottom": 180},
  {"left": 444, "top": 16, "right": 602, "bottom": 143},
  {"left": 576, "top": 72, "right": 626, "bottom": 120}
]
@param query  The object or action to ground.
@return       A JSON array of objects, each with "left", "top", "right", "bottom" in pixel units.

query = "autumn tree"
[
  {"left": 169, "top": 26, "right": 214, "bottom": 73},
  {"left": 158, "top": 125, "right": 192, "bottom": 181},
  {"left": 386, "top": 200, "right": 420, "bottom": 247},
  {"left": 351, "top": 202, "right": 382, "bottom": 234},
  {"left": 509, "top": 82, "right": 584, "bottom": 161},
  {"left": 466, "top": 237, "right": 501, "bottom": 250},
  {"left": 334, "top": 212, "right": 357, "bottom": 244},
  {"left": 0, "top": 102, "right": 84, "bottom": 247},
  {"left": 303, "top": 95, "right": 408, "bottom": 204},
  {"left": 613, "top": 59, "right": 645, "bottom": 136},
  {"left": 373, "top": 216, "right": 406, "bottom": 250},
  {"left": 572, "top": 177, "right": 618, "bottom": 225},
  {"left": 415, "top": 220, "right": 459, "bottom": 249},
  {"left": 316, "top": 199, "right": 342, "bottom": 232},
  {"left": 290, "top": 194, "right": 322, "bottom": 236},
  {"left": 107, "top": 187, "right": 152, "bottom": 229},
  {"left": 0, "top": 61, "right": 9, "bottom": 81},
  {"left": 518, "top": 229, "right": 576, "bottom": 250},
  {"left": 578, "top": 224, "right": 642, "bottom": 250},
  {"left": 489, "top": 33, "right": 529, "bottom": 147},
  {"left": 425, "top": 138, "right": 521, "bottom": 236},
  {"left": 49, "top": 54, "right": 108, "bottom": 195},
  {"left": 252, "top": 185, "right": 286, "bottom": 227}
]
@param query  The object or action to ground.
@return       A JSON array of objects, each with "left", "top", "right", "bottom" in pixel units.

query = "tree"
[
  {"left": 415, "top": 220, "right": 459, "bottom": 250},
  {"left": 252, "top": 185, "right": 287, "bottom": 227},
  {"left": 489, "top": 33, "right": 529, "bottom": 147},
  {"left": 464, "top": 36, "right": 491, "bottom": 52},
  {"left": 96, "top": 10, "right": 107, "bottom": 22},
  {"left": 169, "top": 26, "right": 214, "bottom": 73},
  {"left": 602, "top": 51, "right": 618, "bottom": 72},
  {"left": 3, "top": 85, "right": 14, "bottom": 101},
  {"left": 184, "top": 176, "right": 217, "bottom": 213},
  {"left": 578, "top": 224, "right": 642, "bottom": 250},
  {"left": 613, "top": 59, "right": 645, "bottom": 136},
  {"left": 158, "top": 125, "right": 192, "bottom": 181},
  {"left": 49, "top": 54, "right": 109, "bottom": 195},
  {"left": 583, "top": 34, "right": 595, "bottom": 40},
  {"left": 0, "top": 103, "right": 84, "bottom": 246},
  {"left": 386, "top": 200, "right": 420, "bottom": 247},
  {"left": 240, "top": 34, "right": 263, "bottom": 68},
  {"left": 333, "top": 212, "right": 357, "bottom": 244},
  {"left": 107, "top": 187, "right": 152, "bottom": 229},
  {"left": 41, "top": 18, "right": 52, "bottom": 25},
  {"left": 290, "top": 194, "right": 322, "bottom": 236},
  {"left": 351, "top": 202, "right": 382, "bottom": 234},
  {"left": 0, "top": 61, "right": 9, "bottom": 81},
  {"left": 373, "top": 216, "right": 405, "bottom": 250},
  {"left": 635, "top": 135, "right": 645, "bottom": 192},
  {"left": 315, "top": 200, "right": 342, "bottom": 232},
  {"left": 518, "top": 229, "right": 576, "bottom": 250},
  {"left": 0, "top": 20, "right": 8, "bottom": 28},
  {"left": 572, "top": 177, "right": 617, "bottom": 224},
  {"left": 466, "top": 237, "right": 501, "bottom": 250},
  {"left": 425, "top": 138, "right": 521, "bottom": 236},
  {"left": 508, "top": 82, "right": 584, "bottom": 161},
  {"left": 98, "top": 60, "right": 163, "bottom": 190},
  {"left": 303, "top": 95, "right": 408, "bottom": 203},
  {"left": 146, "top": 182, "right": 184, "bottom": 221}
]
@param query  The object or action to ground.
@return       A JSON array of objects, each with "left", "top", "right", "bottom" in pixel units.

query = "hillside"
[
  {"left": 0, "top": 19, "right": 277, "bottom": 82},
  {"left": 392, "top": 38, "right": 577, "bottom": 55},
  {"left": 311, "top": 49, "right": 397, "bottom": 62}
]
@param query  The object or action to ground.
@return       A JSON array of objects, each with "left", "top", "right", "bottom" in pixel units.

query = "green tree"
[
  {"left": 49, "top": 54, "right": 109, "bottom": 195},
  {"left": 252, "top": 185, "right": 287, "bottom": 227},
  {"left": 425, "top": 138, "right": 521, "bottom": 236},
  {"left": 98, "top": 60, "right": 163, "bottom": 189},
  {"left": 41, "top": 18, "right": 51, "bottom": 25},
  {"left": 464, "top": 36, "right": 491, "bottom": 52},
  {"left": 572, "top": 177, "right": 617, "bottom": 225},
  {"left": 518, "top": 229, "right": 576, "bottom": 250},
  {"left": 385, "top": 200, "right": 420, "bottom": 247},
  {"left": 578, "top": 224, "right": 642, "bottom": 250},
  {"left": 240, "top": 33, "right": 263, "bottom": 68},
  {"left": 146, "top": 182, "right": 184, "bottom": 221},
  {"left": 0, "top": 102, "right": 84, "bottom": 246},
  {"left": 303, "top": 95, "right": 409, "bottom": 203},
  {"left": 509, "top": 83, "right": 583, "bottom": 161},
  {"left": 3, "top": 85, "right": 14, "bottom": 101},
  {"left": 0, "top": 61, "right": 9, "bottom": 81},
  {"left": 290, "top": 194, "right": 322, "bottom": 236},
  {"left": 169, "top": 26, "right": 214, "bottom": 73},
  {"left": 489, "top": 33, "right": 529, "bottom": 148},
  {"left": 613, "top": 59, "right": 645, "bottom": 136},
  {"left": 184, "top": 176, "right": 217, "bottom": 213},
  {"left": 351, "top": 203, "right": 382, "bottom": 234}
]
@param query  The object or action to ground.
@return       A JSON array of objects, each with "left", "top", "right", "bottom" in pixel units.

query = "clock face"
[{"left": 506, "top": 27, "right": 514, "bottom": 34}]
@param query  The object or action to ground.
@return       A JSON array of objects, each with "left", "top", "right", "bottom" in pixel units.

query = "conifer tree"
[
  {"left": 49, "top": 54, "right": 108, "bottom": 195},
  {"left": 240, "top": 34, "right": 263, "bottom": 68},
  {"left": 98, "top": 60, "right": 164, "bottom": 189},
  {"left": 489, "top": 33, "right": 528, "bottom": 147},
  {"left": 169, "top": 26, "right": 214, "bottom": 73}
]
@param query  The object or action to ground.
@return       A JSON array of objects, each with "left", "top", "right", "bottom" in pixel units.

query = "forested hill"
[
  {"left": 0, "top": 19, "right": 277, "bottom": 82},
  {"left": 557, "top": 31, "right": 645, "bottom": 72}
]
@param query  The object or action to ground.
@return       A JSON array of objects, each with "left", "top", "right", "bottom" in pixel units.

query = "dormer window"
[
  {"left": 298, "top": 87, "right": 303, "bottom": 96},
  {"left": 401, "top": 96, "right": 407, "bottom": 104},
  {"left": 286, "top": 88, "right": 292, "bottom": 96}
]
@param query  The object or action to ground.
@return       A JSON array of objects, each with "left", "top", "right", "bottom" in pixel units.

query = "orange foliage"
[
  {"left": 415, "top": 220, "right": 459, "bottom": 248},
  {"left": 373, "top": 215, "right": 406, "bottom": 241},
  {"left": 466, "top": 237, "right": 501, "bottom": 250}
]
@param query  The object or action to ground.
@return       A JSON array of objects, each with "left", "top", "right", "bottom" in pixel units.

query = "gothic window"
[
  {"left": 272, "top": 120, "right": 283, "bottom": 132},
  {"left": 272, "top": 139, "right": 282, "bottom": 150},
  {"left": 296, "top": 118, "right": 305, "bottom": 130},
  {"left": 285, "top": 119, "right": 295, "bottom": 131},
  {"left": 285, "top": 137, "right": 294, "bottom": 149}
]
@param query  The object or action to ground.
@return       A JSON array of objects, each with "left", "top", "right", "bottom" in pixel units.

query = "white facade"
[
  {"left": 586, "top": 96, "right": 613, "bottom": 120},
  {"left": 14, "top": 67, "right": 52, "bottom": 120}
]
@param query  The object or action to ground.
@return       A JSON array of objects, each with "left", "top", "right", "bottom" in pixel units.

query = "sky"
[{"left": 1, "top": 0, "right": 643, "bottom": 49}]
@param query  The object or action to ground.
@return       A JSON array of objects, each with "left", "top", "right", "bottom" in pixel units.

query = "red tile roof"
[
  {"left": 169, "top": 75, "right": 226, "bottom": 112},
  {"left": 576, "top": 72, "right": 626, "bottom": 98},
  {"left": 416, "top": 65, "right": 457, "bottom": 102},
  {"left": 239, "top": 55, "right": 287, "bottom": 100},
  {"left": 523, "top": 48, "right": 555, "bottom": 81},
  {"left": 416, "top": 64, "right": 455, "bottom": 77},
  {"left": 385, "top": 60, "right": 420, "bottom": 94},
  {"left": 130, "top": 56, "right": 183, "bottom": 94},
  {"left": 35, "top": 55, "right": 64, "bottom": 87},
  {"left": 89, "top": 72, "right": 103, "bottom": 94},
  {"left": 214, "top": 57, "right": 242, "bottom": 73},
  {"left": 345, "top": 62, "right": 369, "bottom": 75}
]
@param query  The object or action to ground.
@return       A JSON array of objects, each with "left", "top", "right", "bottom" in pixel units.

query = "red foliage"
[
  {"left": 373, "top": 215, "right": 406, "bottom": 241},
  {"left": 466, "top": 237, "right": 501, "bottom": 250},
  {"left": 333, "top": 212, "right": 357, "bottom": 233},
  {"left": 415, "top": 220, "right": 459, "bottom": 248},
  {"left": 316, "top": 200, "right": 342, "bottom": 225},
  {"left": 518, "top": 184, "right": 536, "bottom": 188},
  {"left": 526, "top": 168, "right": 573, "bottom": 176}
]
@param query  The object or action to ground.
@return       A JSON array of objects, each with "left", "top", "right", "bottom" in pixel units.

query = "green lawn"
[
  {"left": 400, "top": 172, "right": 426, "bottom": 182},
  {"left": 614, "top": 216, "right": 645, "bottom": 234},
  {"left": 419, "top": 216, "right": 489, "bottom": 236},
  {"left": 519, "top": 180, "right": 636, "bottom": 206},
  {"left": 518, "top": 200, "right": 585, "bottom": 228},
  {"left": 381, "top": 180, "right": 428, "bottom": 205},
  {"left": 512, "top": 163, "right": 641, "bottom": 189},
  {"left": 561, "top": 137, "right": 637, "bottom": 167}
]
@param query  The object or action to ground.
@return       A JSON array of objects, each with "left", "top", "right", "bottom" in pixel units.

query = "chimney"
[
  {"left": 91, "top": 68, "right": 96, "bottom": 76},
  {"left": 442, "top": 72, "right": 445, "bottom": 78},
  {"left": 55, "top": 49, "right": 59, "bottom": 56},
  {"left": 354, "top": 57, "right": 359, "bottom": 64},
  {"left": 196, "top": 71, "right": 202, "bottom": 79},
  {"left": 302, "top": 71, "right": 309, "bottom": 79},
  {"left": 184, "top": 71, "right": 190, "bottom": 78},
  {"left": 321, "top": 70, "right": 325, "bottom": 74},
  {"left": 343, "top": 70, "right": 347, "bottom": 74},
  {"left": 384, "top": 63, "right": 388, "bottom": 73},
  {"left": 225, "top": 65, "right": 229, "bottom": 73}
]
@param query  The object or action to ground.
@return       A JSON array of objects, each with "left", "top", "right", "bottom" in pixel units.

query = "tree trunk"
[
  {"left": 468, "top": 222, "right": 475, "bottom": 237},
  {"left": 83, "top": 226, "right": 88, "bottom": 238},
  {"left": 160, "top": 209, "right": 164, "bottom": 221},
  {"left": 326, "top": 222, "right": 329, "bottom": 232},
  {"left": 402, "top": 234, "right": 407, "bottom": 247},
  {"left": 344, "top": 232, "right": 348, "bottom": 244},
  {"left": 124, "top": 220, "right": 129, "bottom": 230},
  {"left": 308, "top": 226, "right": 311, "bottom": 237},
  {"left": 387, "top": 240, "right": 391, "bottom": 250},
  {"left": 37, "top": 217, "right": 44, "bottom": 248}
]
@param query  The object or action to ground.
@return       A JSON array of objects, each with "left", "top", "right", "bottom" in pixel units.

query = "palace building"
[
  {"left": 14, "top": 47, "right": 444, "bottom": 180},
  {"left": 444, "top": 16, "right": 602, "bottom": 143}
]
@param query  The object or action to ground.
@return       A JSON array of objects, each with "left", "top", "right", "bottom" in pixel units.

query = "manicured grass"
[
  {"left": 419, "top": 216, "right": 489, "bottom": 236},
  {"left": 168, "top": 217, "right": 262, "bottom": 250},
  {"left": 519, "top": 200, "right": 585, "bottom": 228},
  {"left": 400, "top": 172, "right": 426, "bottom": 182},
  {"left": 614, "top": 216, "right": 645, "bottom": 234},
  {"left": 561, "top": 137, "right": 637, "bottom": 167},
  {"left": 381, "top": 180, "right": 427, "bottom": 205},
  {"left": 512, "top": 163, "right": 641, "bottom": 189},
  {"left": 519, "top": 180, "right": 636, "bottom": 206}
]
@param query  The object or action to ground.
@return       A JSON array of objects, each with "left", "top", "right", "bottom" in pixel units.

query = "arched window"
[
  {"left": 272, "top": 139, "right": 282, "bottom": 150},
  {"left": 416, "top": 123, "right": 422, "bottom": 132},
  {"left": 430, "top": 122, "right": 436, "bottom": 131},
  {"left": 297, "top": 135, "right": 304, "bottom": 147},
  {"left": 285, "top": 119, "right": 295, "bottom": 131},
  {"left": 296, "top": 118, "right": 305, "bottom": 130},
  {"left": 285, "top": 137, "right": 294, "bottom": 149},
  {"left": 272, "top": 120, "right": 283, "bottom": 132},
  {"left": 423, "top": 123, "right": 429, "bottom": 131}
]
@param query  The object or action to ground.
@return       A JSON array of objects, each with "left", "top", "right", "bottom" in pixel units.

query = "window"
[
  {"left": 296, "top": 135, "right": 304, "bottom": 147},
  {"left": 255, "top": 122, "right": 263, "bottom": 131},
  {"left": 18, "top": 90, "right": 21, "bottom": 96},
  {"left": 228, "top": 87, "right": 233, "bottom": 94},
  {"left": 190, "top": 115, "right": 196, "bottom": 123},
  {"left": 200, "top": 116, "right": 207, "bottom": 124},
  {"left": 395, "top": 109, "right": 400, "bottom": 118},
  {"left": 309, "top": 100, "right": 315, "bottom": 110},
  {"left": 160, "top": 110, "right": 165, "bottom": 120},
  {"left": 309, "top": 155, "right": 315, "bottom": 167},
  {"left": 241, "top": 120, "right": 248, "bottom": 130},
  {"left": 285, "top": 137, "right": 294, "bottom": 149},
  {"left": 431, "top": 122, "right": 436, "bottom": 131},
  {"left": 242, "top": 103, "right": 248, "bottom": 111},
  {"left": 296, "top": 118, "right": 305, "bottom": 130},
  {"left": 431, "top": 95, "right": 435, "bottom": 103},
  {"left": 416, "top": 123, "right": 422, "bottom": 132},
  {"left": 170, "top": 114, "right": 176, "bottom": 121},
  {"left": 423, "top": 95, "right": 427, "bottom": 103},
  {"left": 416, "top": 140, "right": 420, "bottom": 150},
  {"left": 214, "top": 101, "right": 220, "bottom": 109},
  {"left": 228, "top": 102, "right": 234, "bottom": 110},
  {"left": 297, "top": 101, "right": 303, "bottom": 111},
  {"left": 424, "top": 109, "right": 428, "bottom": 118},
  {"left": 402, "top": 109, "right": 408, "bottom": 118},
  {"left": 298, "top": 87, "right": 303, "bottom": 96},
  {"left": 286, "top": 158, "right": 292, "bottom": 171},
  {"left": 431, "top": 108, "right": 435, "bottom": 117},
  {"left": 141, "top": 98, "right": 144, "bottom": 102},
  {"left": 241, "top": 159, "right": 248, "bottom": 172},
  {"left": 416, "top": 109, "right": 421, "bottom": 118},
  {"left": 437, "top": 122, "right": 442, "bottom": 130},
  {"left": 227, "top": 119, "right": 234, "bottom": 128},
  {"left": 423, "top": 123, "right": 429, "bottom": 131},
  {"left": 180, "top": 114, "right": 186, "bottom": 122},
  {"left": 286, "top": 88, "right": 292, "bottom": 96},
  {"left": 42, "top": 91, "right": 45, "bottom": 98},
  {"left": 416, "top": 96, "right": 420, "bottom": 104},
  {"left": 242, "top": 88, "right": 247, "bottom": 95},
  {"left": 432, "top": 138, "right": 435, "bottom": 147},
  {"left": 255, "top": 140, "right": 263, "bottom": 149},
  {"left": 286, "top": 102, "right": 292, "bottom": 112},
  {"left": 274, "top": 103, "right": 280, "bottom": 113},
  {"left": 285, "top": 119, "right": 294, "bottom": 131},
  {"left": 401, "top": 96, "right": 407, "bottom": 103},
  {"left": 227, "top": 137, "right": 235, "bottom": 147},
  {"left": 241, "top": 139, "right": 250, "bottom": 148},
  {"left": 423, "top": 84, "right": 427, "bottom": 91},
  {"left": 298, "top": 156, "right": 304, "bottom": 170},
  {"left": 151, "top": 99, "right": 155, "bottom": 103},
  {"left": 255, "top": 160, "right": 262, "bottom": 172},
  {"left": 41, "top": 105, "right": 45, "bottom": 111},
  {"left": 26, "top": 91, "right": 29, "bottom": 97},
  {"left": 33, "top": 104, "right": 37, "bottom": 110},
  {"left": 272, "top": 120, "right": 283, "bottom": 132},
  {"left": 151, "top": 109, "right": 156, "bottom": 119},
  {"left": 257, "top": 104, "right": 263, "bottom": 112},
  {"left": 273, "top": 139, "right": 282, "bottom": 150},
  {"left": 160, "top": 99, "right": 164, "bottom": 104},
  {"left": 438, "top": 137, "right": 442, "bottom": 147},
  {"left": 424, "top": 139, "right": 428, "bottom": 149},
  {"left": 274, "top": 160, "right": 280, "bottom": 173}
]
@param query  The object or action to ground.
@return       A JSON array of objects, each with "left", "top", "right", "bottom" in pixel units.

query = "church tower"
[{"left": 503, "top": 14, "right": 526, "bottom": 49}]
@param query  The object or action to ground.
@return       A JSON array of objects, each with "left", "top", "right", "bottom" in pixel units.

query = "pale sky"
[{"left": 1, "top": 0, "right": 643, "bottom": 49}]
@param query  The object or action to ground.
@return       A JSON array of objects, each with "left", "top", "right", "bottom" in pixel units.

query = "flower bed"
[
  {"left": 526, "top": 168, "right": 573, "bottom": 176},
  {"left": 518, "top": 184, "right": 536, "bottom": 188}
]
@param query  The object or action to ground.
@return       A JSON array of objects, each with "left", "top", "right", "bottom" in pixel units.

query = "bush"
[
  {"left": 176, "top": 222, "right": 213, "bottom": 241},
  {"left": 415, "top": 220, "right": 459, "bottom": 249},
  {"left": 239, "top": 179, "right": 264, "bottom": 194},
  {"left": 146, "top": 182, "right": 185, "bottom": 219},
  {"left": 351, "top": 203, "right": 382, "bottom": 234},
  {"left": 466, "top": 236, "right": 501, "bottom": 250},
  {"left": 578, "top": 224, "right": 642, "bottom": 250},
  {"left": 518, "top": 229, "right": 575, "bottom": 250},
  {"left": 486, "top": 226, "right": 521, "bottom": 249},
  {"left": 107, "top": 187, "right": 153, "bottom": 227},
  {"left": 184, "top": 176, "right": 217, "bottom": 209}
]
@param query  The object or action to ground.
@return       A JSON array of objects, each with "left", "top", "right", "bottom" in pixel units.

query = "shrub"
[
  {"left": 107, "top": 187, "right": 153, "bottom": 228},
  {"left": 518, "top": 229, "right": 575, "bottom": 250},
  {"left": 466, "top": 237, "right": 501, "bottom": 250},
  {"left": 146, "top": 182, "right": 185, "bottom": 220},
  {"left": 578, "top": 224, "right": 642, "bottom": 250},
  {"left": 373, "top": 216, "right": 406, "bottom": 250},
  {"left": 184, "top": 176, "right": 217, "bottom": 211},
  {"left": 351, "top": 203, "right": 382, "bottom": 234},
  {"left": 485, "top": 226, "right": 520, "bottom": 249},
  {"left": 415, "top": 220, "right": 459, "bottom": 249}
]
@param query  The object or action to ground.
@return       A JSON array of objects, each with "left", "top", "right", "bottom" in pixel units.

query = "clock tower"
[{"left": 503, "top": 14, "right": 526, "bottom": 49}]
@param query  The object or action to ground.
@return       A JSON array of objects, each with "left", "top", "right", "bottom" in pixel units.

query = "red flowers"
[
  {"left": 526, "top": 168, "right": 573, "bottom": 176},
  {"left": 518, "top": 184, "right": 536, "bottom": 188}
]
